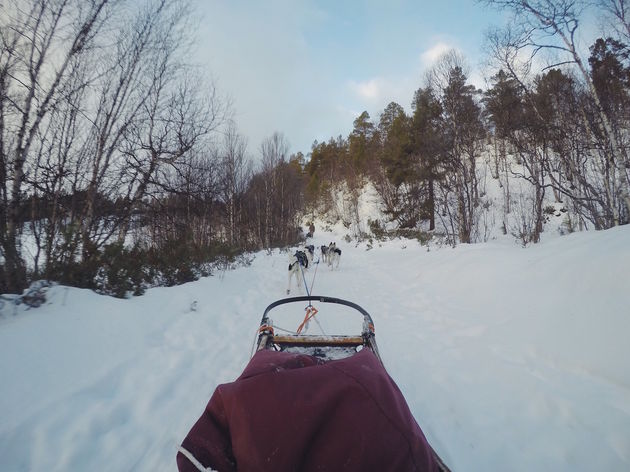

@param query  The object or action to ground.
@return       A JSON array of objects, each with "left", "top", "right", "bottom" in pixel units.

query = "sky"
[{"left": 193, "top": 0, "right": 508, "bottom": 157}]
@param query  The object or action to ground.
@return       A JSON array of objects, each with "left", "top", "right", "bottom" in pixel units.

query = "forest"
[{"left": 1, "top": 0, "right": 628, "bottom": 296}]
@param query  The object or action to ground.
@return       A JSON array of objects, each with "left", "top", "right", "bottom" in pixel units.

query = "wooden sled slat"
[{"left": 272, "top": 334, "right": 365, "bottom": 347}]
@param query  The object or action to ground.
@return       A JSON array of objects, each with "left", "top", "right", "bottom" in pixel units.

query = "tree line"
[
  {"left": 1, "top": 0, "right": 628, "bottom": 296},
  {"left": 306, "top": 0, "right": 630, "bottom": 245},
  {"left": 0, "top": 0, "right": 305, "bottom": 295}
]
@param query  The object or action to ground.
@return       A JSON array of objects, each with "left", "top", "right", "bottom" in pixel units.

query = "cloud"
[
  {"left": 420, "top": 42, "right": 456, "bottom": 65},
  {"left": 348, "top": 77, "right": 413, "bottom": 105},
  {"left": 349, "top": 78, "right": 383, "bottom": 102},
  {"left": 345, "top": 75, "right": 419, "bottom": 125}
]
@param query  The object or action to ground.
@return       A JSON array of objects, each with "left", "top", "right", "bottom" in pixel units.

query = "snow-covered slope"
[{"left": 1, "top": 223, "right": 629, "bottom": 471}]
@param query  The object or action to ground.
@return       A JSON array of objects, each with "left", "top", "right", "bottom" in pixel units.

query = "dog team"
[{"left": 287, "top": 242, "right": 342, "bottom": 294}]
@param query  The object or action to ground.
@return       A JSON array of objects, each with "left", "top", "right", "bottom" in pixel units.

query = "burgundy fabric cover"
[{"left": 177, "top": 349, "right": 438, "bottom": 472}]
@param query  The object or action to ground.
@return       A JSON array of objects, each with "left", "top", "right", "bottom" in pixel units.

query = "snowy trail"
[{"left": 1, "top": 226, "right": 630, "bottom": 471}]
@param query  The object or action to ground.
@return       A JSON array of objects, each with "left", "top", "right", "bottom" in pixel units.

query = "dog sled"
[
  {"left": 177, "top": 295, "right": 451, "bottom": 472},
  {"left": 254, "top": 295, "right": 381, "bottom": 363}
]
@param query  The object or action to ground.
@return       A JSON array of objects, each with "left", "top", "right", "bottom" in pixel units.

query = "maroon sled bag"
[{"left": 177, "top": 349, "right": 439, "bottom": 472}]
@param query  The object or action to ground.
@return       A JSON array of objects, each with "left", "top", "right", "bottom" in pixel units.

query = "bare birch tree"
[
  {"left": 482, "top": 0, "right": 630, "bottom": 226},
  {"left": 0, "top": 0, "right": 115, "bottom": 292},
  {"left": 430, "top": 52, "right": 486, "bottom": 243},
  {"left": 218, "top": 123, "right": 251, "bottom": 246},
  {"left": 260, "top": 132, "right": 289, "bottom": 249}
]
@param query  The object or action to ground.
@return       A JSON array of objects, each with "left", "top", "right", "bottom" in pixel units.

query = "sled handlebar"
[{"left": 262, "top": 295, "right": 375, "bottom": 326}]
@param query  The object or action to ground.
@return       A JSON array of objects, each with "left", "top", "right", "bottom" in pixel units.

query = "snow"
[{"left": 1, "top": 221, "right": 630, "bottom": 471}]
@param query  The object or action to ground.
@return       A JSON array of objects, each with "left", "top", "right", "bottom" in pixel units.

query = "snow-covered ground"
[{"left": 1, "top": 221, "right": 629, "bottom": 471}]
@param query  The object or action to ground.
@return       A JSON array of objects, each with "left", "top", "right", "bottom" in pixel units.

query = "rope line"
[
  {"left": 313, "top": 315, "right": 327, "bottom": 336},
  {"left": 298, "top": 262, "right": 310, "bottom": 298},
  {"left": 272, "top": 325, "right": 299, "bottom": 335},
  {"left": 308, "top": 257, "right": 320, "bottom": 296},
  {"left": 296, "top": 306, "right": 318, "bottom": 334},
  {"left": 296, "top": 251, "right": 324, "bottom": 333}
]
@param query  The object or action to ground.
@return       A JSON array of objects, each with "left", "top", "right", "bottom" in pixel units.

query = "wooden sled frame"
[{"left": 255, "top": 295, "right": 383, "bottom": 364}]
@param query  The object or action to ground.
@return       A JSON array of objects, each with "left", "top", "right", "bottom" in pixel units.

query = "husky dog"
[
  {"left": 287, "top": 250, "right": 308, "bottom": 294},
  {"left": 304, "top": 245, "right": 315, "bottom": 267},
  {"left": 320, "top": 245, "right": 329, "bottom": 263},
  {"left": 327, "top": 242, "right": 341, "bottom": 270}
]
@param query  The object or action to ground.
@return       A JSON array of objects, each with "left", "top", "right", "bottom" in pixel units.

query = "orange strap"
[
  {"left": 296, "top": 306, "right": 318, "bottom": 334},
  {"left": 258, "top": 324, "right": 274, "bottom": 335}
]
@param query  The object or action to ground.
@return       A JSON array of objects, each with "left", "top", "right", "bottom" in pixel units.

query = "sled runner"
[{"left": 178, "top": 295, "right": 451, "bottom": 472}]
